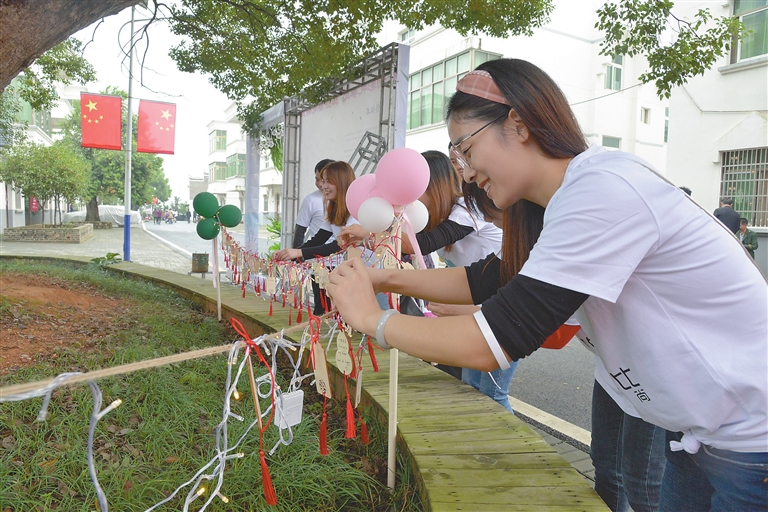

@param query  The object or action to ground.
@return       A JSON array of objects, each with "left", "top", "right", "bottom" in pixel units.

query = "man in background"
[
  {"left": 292, "top": 158, "right": 334, "bottom": 248},
  {"left": 714, "top": 197, "right": 740, "bottom": 234}
]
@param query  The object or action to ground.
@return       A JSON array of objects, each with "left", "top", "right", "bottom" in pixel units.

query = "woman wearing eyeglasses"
[{"left": 327, "top": 59, "right": 767, "bottom": 510}]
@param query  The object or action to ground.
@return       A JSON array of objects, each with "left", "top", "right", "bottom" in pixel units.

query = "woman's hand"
[
  {"left": 337, "top": 224, "right": 370, "bottom": 246},
  {"left": 327, "top": 257, "right": 382, "bottom": 335},
  {"left": 272, "top": 248, "right": 302, "bottom": 261},
  {"left": 427, "top": 302, "right": 480, "bottom": 317}
]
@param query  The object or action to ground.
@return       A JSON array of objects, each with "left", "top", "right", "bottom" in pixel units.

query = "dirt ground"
[{"left": 0, "top": 274, "right": 124, "bottom": 375}]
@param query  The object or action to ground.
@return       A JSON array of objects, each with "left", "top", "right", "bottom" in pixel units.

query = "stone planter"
[
  {"left": 3, "top": 224, "right": 94, "bottom": 243},
  {"left": 69, "top": 221, "right": 113, "bottom": 229}
]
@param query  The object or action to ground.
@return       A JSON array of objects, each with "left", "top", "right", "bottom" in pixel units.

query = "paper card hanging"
[
  {"left": 266, "top": 276, "right": 277, "bottom": 295},
  {"left": 317, "top": 267, "right": 330, "bottom": 289},
  {"left": 275, "top": 390, "right": 304, "bottom": 428},
  {"left": 355, "top": 368, "right": 363, "bottom": 408},
  {"left": 383, "top": 251, "right": 399, "bottom": 269},
  {"left": 313, "top": 340, "right": 332, "bottom": 399},
  {"left": 335, "top": 331, "right": 354, "bottom": 375},
  {"left": 347, "top": 246, "right": 362, "bottom": 260}
]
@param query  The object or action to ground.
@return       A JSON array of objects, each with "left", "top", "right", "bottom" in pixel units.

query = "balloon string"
[{"left": 401, "top": 212, "right": 427, "bottom": 270}]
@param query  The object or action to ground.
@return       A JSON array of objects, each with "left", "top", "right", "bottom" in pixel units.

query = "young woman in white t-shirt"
[
  {"left": 327, "top": 59, "right": 768, "bottom": 510},
  {"left": 274, "top": 161, "right": 363, "bottom": 312}
]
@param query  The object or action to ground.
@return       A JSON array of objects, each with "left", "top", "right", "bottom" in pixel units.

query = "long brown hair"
[
  {"left": 421, "top": 150, "right": 462, "bottom": 231},
  {"left": 464, "top": 183, "right": 544, "bottom": 284},
  {"left": 323, "top": 161, "right": 355, "bottom": 226},
  {"left": 448, "top": 58, "right": 587, "bottom": 280}
]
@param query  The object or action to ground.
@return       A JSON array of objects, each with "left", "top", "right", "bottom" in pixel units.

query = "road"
[
  {"left": 145, "top": 220, "right": 596, "bottom": 432},
  {"left": 143, "top": 219, "right": 268, "bottom": 256}
]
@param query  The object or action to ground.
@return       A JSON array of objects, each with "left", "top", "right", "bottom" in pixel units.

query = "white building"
[
  {"left": 0, "top": 81, "right": 81, "bottom": 232},
  {"left": 377, "top": 0, "right": 669, "bottom": 173},
  {"left": 196, "top": 102, "right": 282, "bottom": 225},
  {"left": 665, "top": 0, "right": 767, "bottom": 273}
]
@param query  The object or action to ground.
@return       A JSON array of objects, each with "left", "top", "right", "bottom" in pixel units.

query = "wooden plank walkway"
[{"left": 2, "top": 256, "right": 607, "bottom": 511}]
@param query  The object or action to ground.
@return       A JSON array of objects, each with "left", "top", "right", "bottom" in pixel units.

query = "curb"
[{"left": 509, "top": 396, "right": 592, "bottom": 453}]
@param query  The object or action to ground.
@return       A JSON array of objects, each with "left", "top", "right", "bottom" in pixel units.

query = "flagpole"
[{"left": 123, "top": 6, "right": 135, "bottom": 261}]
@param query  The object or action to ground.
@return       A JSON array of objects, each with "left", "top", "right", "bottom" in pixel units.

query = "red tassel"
[
  {"left": 256, "top": 279, "right": 261, "bottom": 295},
  {"left": 345, "top": 394, "right": 356, "bottom": 439},
  {"left": 259, "top": 450, "right": 278, "bottom": 505},
  {"left": 360, "top": 417, "right": 369, "bottom": 445},
  {"left": 282, "top": 294, "right": 286, "bottom": 308},
  {"left": 293, "top": 294, "right": 298, "bottom": 309},
  {"left": 269, "top": 301, "right": 273, "bottom": 316},
  {"left": 320, "top": 396, "right": 329, "bottom": 455},
  {"left": 367, "top": 336, "right": 379, "bottom": 372},
  {"left": 288, "top": 306, "right": 293, "bottom": 326},
  {"left": 296, "top": 308, "right": 302, "bottom": 323}
]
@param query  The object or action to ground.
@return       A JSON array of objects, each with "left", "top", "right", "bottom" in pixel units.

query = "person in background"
[
  {"left": 274, "top": 161, "right": 363, "bottom": 314},
  {"left": 739, "top": 217, "right": 759, "bottom": 259},
  {"left": 327, "top": 59, "right": 767, "bottom": 511},
  {"left": 292, "top": 158, "right": 334, "bottom": 248},
  {"left": 713, "top": 197, "right": 740, "bottom": 234}
]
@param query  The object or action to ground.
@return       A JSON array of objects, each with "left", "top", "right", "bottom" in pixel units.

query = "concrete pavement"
[{"left": 0, "top": 221, "right": 596, "bottom": 484}]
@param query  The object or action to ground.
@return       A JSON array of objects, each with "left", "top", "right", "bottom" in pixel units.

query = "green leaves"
[
  {"left": 596, "top": 0, "right": 745, "bottom": 98},
  {"left": 166, "top": 0, "right": 553, "bottom": 135}
]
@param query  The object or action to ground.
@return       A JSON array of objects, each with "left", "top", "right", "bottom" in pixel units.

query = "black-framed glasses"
[{"left": 449, "top": 113, "right": 507, "bottom": 170}]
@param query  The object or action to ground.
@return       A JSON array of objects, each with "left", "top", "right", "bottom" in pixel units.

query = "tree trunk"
[
  {"left": 85, "top": 195, "right": 100, "bottom": 222},
  {"left": 0, "top": 0, "right": 140, "bottom": 91}
]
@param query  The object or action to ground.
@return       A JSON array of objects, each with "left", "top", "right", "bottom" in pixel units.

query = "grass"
[{"left": 0, "top": 260, "right": 423, "bottom": 511}]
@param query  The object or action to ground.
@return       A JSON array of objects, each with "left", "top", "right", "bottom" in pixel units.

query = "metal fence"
[{"left": 720, "top": 147, "right": 768, "bottom": 227}]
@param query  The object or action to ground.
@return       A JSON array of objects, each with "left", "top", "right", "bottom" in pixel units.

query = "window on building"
[
  {"left": 263, "top": 194, "right": 269, "bottom": 212},
  {"left": 14, "top": 190, "right": 22, "bottom": 210},
  {"left": 209, "top": 129, "right": 227, "bottom": 153},
  {"left": 640, "top": 107, "right": 651, "bottom": 124},
  {"left": 210, "top": 162, "right": 227, "bottom": 181},
  {"left": 602, "top": 135, "right": 621, "bottom": 149},
  {"left": 399, "top": 28, "right": 416, "bottom": 43},
  {"left": 720, "top": 147, "right": 768, "bottom": 227},
  {"left": 664, "top": 107, "right": 669, "bottom": 143},
  {"left": 226, "top": 153, "right": 246, "bottom": 177},
  {"left": 605, "top": 55, "right": 623, "bottom": 91},
  {"left": 407, "top": 49, "right": 502, "bottom": 130},
  {"left": 732, "top": 0, "right": 768, "bottom": 62}
]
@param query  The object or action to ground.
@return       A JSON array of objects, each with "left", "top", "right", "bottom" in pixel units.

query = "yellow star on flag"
[
  {"left": 160, "top": 109, "right": 172, "bottom": 120},
  {"left": 85, "top": 100, "right": 97, "bottom": 112}
]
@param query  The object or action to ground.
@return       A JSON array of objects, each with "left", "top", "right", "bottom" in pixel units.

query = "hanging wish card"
[
  {"left": 347, "top": 246, "right": 362, "bottom": 260},
  {"left": 317, "top": 267, "right": 330, "bottom": 289},
  {"left": 383, "top": 251, "right": 399, "bottom": 269},
  {"left": 266, "top": 276, "right": 277, "bottom": 295},
  {"left": 313, "top": 340, "right": 332, "bottom": 399},
  {"left": 355, "top": 367, "right": 363, "bottom": 408},
  {"left": 335, "top": 331, "right": 354, "bottom": 376}
]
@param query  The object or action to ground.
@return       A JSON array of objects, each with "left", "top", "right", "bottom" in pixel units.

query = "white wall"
[{"left": 386, "top": 0, "right": 669, "bottom": 172}]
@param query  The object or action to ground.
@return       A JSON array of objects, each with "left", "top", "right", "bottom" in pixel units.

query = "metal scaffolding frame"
[{"left": 280, "top": 43, "right": 403, "bottom": 247}]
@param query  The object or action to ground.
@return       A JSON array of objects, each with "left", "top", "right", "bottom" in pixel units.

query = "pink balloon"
[
  {"left": 346, "top": 174, "right": 381, "bottom": 219},
  {"left": 375, "top": 148, "right": 430, "bottom": 206}
]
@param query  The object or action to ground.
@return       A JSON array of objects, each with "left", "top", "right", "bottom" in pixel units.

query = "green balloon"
[
  {"left": 193, "top": 192, "right": 219, "bottom": 218},
  {"left": 216, "top": 204, "right": 242, "bottom": 228},
  {"left": 196, "top": 217, "right": 220, "bottom": 240}
]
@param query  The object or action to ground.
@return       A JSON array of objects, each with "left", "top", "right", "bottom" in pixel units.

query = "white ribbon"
[
  {"left": 401, "top": 211, "right": 427, "bottom": 270},
  {"left": 669, "top": 430, "right": 701, "bottom": 454}
]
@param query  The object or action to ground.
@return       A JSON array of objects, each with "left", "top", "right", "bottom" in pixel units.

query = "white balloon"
[
  {"left": 404, "top": 200, "right": 429, "bottom": 233},
  {"left": 357, "top": 197, "right": 395, "bottom": 233}
]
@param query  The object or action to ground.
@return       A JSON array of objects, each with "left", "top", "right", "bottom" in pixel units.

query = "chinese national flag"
[
  {"left": 137, "top": 100, "right": 176, "bottom": 154},
  {"left": 80, "top": 93, "right": 122, "bottom": 150}
]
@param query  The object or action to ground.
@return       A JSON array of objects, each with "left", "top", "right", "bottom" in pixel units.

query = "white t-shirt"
[
  {"left": 296, "top": 190, "right": 331, "bottom": 239},
  {"left": 438, "top": 198, "right": 503, "bottom": 268},
  {"left": 519, "top": 145, "right": 767, "bottom": 453}
]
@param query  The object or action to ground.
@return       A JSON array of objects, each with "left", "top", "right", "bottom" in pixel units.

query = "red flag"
[
  {"left": 80, "top": 93, "right": 122, "bottom": 150},
  {"left": 137, "top": 100, "right": 176, "bottom": 154}
]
